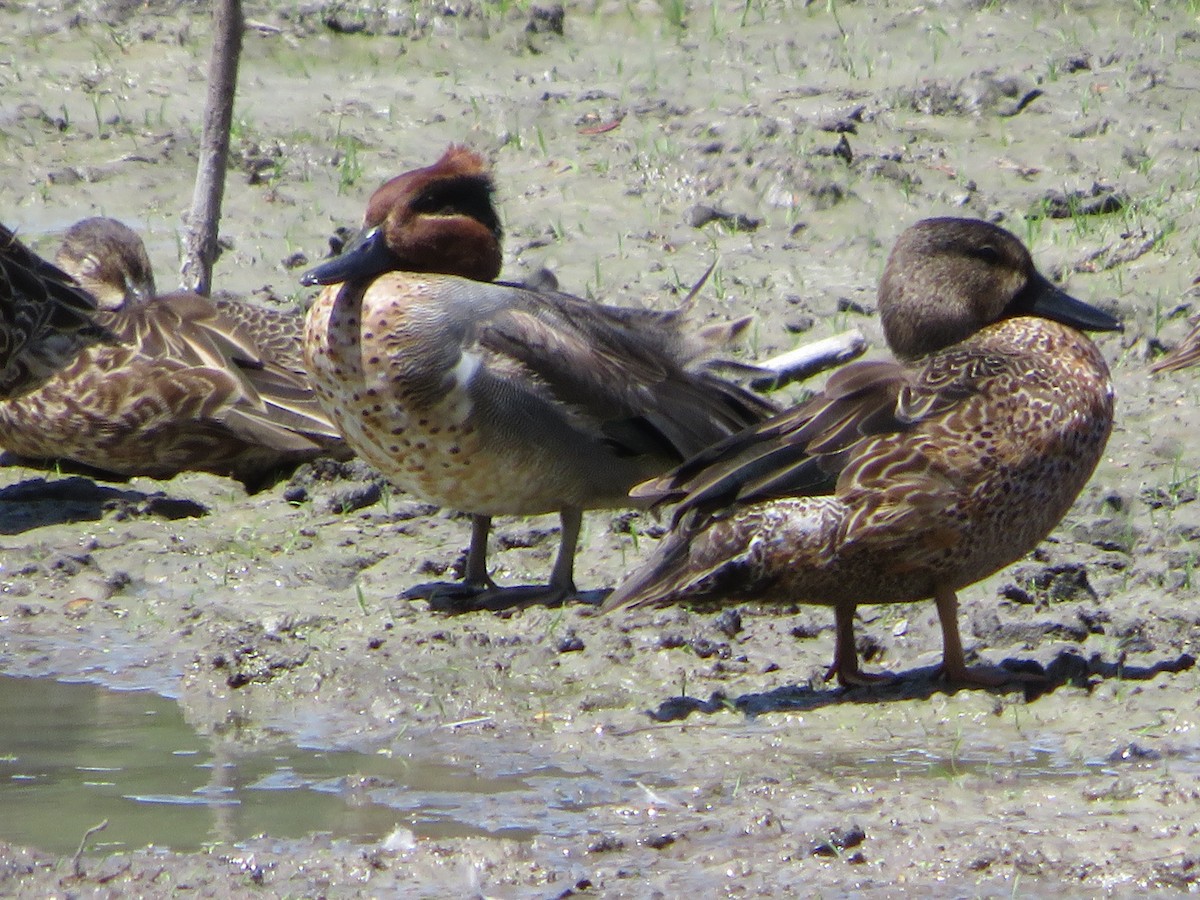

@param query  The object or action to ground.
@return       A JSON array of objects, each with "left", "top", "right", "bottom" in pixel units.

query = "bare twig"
[
  {"left": 71, "top": 818, "right": 109, "bottom": 878},
  {"left": 180, "top": 0, "right": 243, "bottom": 295},
  {"left": 748, "top": 329, "right": 868, "bottom": 391},
  {"left": 441, "top": 715, "right": 494, "bottom": 729},
  {"left": 96, "top": 861, "right": 134, "bottom": 885}
]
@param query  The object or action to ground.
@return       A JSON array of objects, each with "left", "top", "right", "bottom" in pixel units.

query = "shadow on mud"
[
  {"left": 0, "top": 474, "right": 207, "bottom": 533},
  {"left": 423, "top": 586, "right": 612, "bottom": 615},
  {"left": 642, "top": 649, "right": 1198, "bottom": 722}
]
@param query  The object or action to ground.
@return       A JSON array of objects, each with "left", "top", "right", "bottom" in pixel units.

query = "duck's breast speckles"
[
  {"left": 871, "top": 318, "right": 1108, "bottom": 593},
  {"left": 303, "top": 276, "right": 552, "bottom": 515}
]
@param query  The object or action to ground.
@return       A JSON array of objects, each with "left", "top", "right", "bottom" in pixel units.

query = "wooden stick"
[
  {"left": 179, "top": 0, "right": 243, "bottom": 295},
  {"left": 72, "top": 819, "right": 108, "bottom": 877},
  {"left": 748, "top": 329, "right": 868, "bottom": 391}
]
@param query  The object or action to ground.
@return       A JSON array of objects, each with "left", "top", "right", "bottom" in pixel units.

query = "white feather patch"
[{"left": 452, "top": 351, "right": 482, "bottom": 388}]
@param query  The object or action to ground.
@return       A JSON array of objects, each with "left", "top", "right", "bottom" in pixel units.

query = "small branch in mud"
[
  {"left": 749, "top": 329, "right": 868, "bottom": 391},
  {"left": 1073, "top": 229, "right": 1164, "bottom": 273},
  {"left": 180, "top": 0, "right": 243, "bottom": 295},
  {"left": 96, "top": 862, "right": 134, "bottom": 885},
  {"left": 1028, "top": 183, "right": 1127, "bottom": 220},
  {"left": 72, "top": 819, "right": 109, "bottom": 877},
  {"left": 441, "top": 715, "right": 494, "bottom": 729},
  {"left": 998, "top": 88, "right": 1044, "bottom": 117}
]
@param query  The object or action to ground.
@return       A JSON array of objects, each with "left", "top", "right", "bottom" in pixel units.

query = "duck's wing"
[
  {"left": 212, "top": 296, "right": 308, "bottom": 374},
  {"left": 0, "top": 224, "right": 102, "bottom": 399},
  {"left": 587, "top": 263, "right": 759, "bottom": 362},
  {"left": 634, "top": 348, "right": 993, "bottom": 530},
  {"left": 470, "top": 284, "right": 777, "bottom": 461},
  {"left": 119, "top": 293, "right": 343, "bottom": 451}
]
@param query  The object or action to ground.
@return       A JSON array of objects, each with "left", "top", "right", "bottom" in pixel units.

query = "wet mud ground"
[{"left": 2, "top": 0, "right": 1200, "bottom": 895}]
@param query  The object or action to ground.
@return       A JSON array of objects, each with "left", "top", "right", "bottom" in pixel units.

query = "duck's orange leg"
[
  {"left": 824, "top": 604, "right": 897, "bottom": 688},
  {"left": 934, "top": 585, "right": 1040, "bottom": 686}
]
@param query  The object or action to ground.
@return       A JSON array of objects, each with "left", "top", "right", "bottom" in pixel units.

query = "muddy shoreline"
[{"left": 3, "top": 1, "right": 1200, "bottom": 896}]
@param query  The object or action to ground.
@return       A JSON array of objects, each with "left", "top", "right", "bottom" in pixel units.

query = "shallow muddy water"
[
  {"left": 2, "top": 675, "right": 599, "bottom": 854},
  {"left": 9, "top": 672, "right": 1192, "bottom": 866}
]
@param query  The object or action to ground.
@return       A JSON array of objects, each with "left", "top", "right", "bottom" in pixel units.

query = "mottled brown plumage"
[
  {"left": 55, "top": 217, "right": 156, "bottom": 310},
  {"left": 0, "top": 224, "right": 101, "bottom": 400},
  {"left": 603, "top": 217, "right": 1120, "bottom": 687},
  {"left": 302, "top": 144, "right": 776, "bottom": 604},
  {"left": 0, "top": 217, "right": 345, "bottom": 491}
]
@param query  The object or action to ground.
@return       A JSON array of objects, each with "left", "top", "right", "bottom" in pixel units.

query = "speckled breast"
[
  {"left": 941, "top": 318, "right": 1114, "bottom": 584},
  {"left": 304, "top": 278, "right": 582, "bottom": 517}
]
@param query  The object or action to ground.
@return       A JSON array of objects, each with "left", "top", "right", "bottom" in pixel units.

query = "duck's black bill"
[
  {"left": 1030, "top": 277, "right": 1123, "bottom": 333},
  {"left": 300, "top": 226, "right": 394, "bottom": 287}
]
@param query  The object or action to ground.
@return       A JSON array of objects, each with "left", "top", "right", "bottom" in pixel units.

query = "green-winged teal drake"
[
  {"left": 0, "top": 217, "right": 346, "bottom": 491},
  {"left": 602, "top": 217, "right": 1120, "bottom": 687},
  {"left": 0, "top": 224, "right": 99, "bottom": 400},
  {"left": 302, "top": 144, "right": 777, "bottom": 606}
]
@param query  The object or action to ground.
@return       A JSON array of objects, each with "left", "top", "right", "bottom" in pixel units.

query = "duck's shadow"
[
  {"left": 0, "top": 475, "right": 208, "bottom": 534},
  {"left": 645, "top": 650, "right": 1197, "bottom": 722},
  {"left": 414, "top": 584, "right": 611, "bottom": 615}
]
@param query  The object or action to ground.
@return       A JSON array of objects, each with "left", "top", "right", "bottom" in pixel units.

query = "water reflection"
[{"left": 0, "top": 675, "right": 577, "bottom": 854}]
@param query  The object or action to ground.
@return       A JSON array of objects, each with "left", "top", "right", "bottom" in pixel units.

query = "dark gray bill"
[{"left": 300, "top": 226, "right": 393, "bottom": 287}]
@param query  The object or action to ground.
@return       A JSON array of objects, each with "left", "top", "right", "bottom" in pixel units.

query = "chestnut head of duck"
[
  {"left": 879, "top": 217, "right": 1122, "bottom": 362},
  {"left": 302, "top": 144, "right": 503, "bottom": 287}
]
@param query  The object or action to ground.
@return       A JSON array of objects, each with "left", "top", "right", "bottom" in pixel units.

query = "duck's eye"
[
  {"left": 972, "top": 244, "right": 1001, "bottom": 265},
  {"left": 410, "top": 192, "right": 441, "bottom": 214},
  {"left": 413, "top": 194, "right": 460, "bottom": 218}
]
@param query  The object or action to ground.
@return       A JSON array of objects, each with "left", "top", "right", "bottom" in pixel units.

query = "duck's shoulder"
[
  {"left": 211, "top": 296, "right": 306, "bottom": 372},
  {"left": 95, "top": 291, "right": 257, "bottom": 371},
  {"left": 352, "top": 273, "right": 687, "bottom": 376}
]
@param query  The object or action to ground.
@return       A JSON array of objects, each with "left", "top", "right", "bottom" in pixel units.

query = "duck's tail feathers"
[{"left": 601, "top": 513, "right": 762, "bottom": 615}]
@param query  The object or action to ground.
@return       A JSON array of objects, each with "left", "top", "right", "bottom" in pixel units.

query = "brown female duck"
[
  {"left": 302, "top": 144, "right": 776, "bottom": 605},
  {"left": 602, "top": 217, "right": 1120, "bottom": 687},
  {"left": 57, "top": 216, "right": 310, "bottom": 375},
  {"left": 0, "top": 224, "right": 99, "bottom": 400},
  {"left": 0, "top": 217, "right": 345, "bottom": 491}
]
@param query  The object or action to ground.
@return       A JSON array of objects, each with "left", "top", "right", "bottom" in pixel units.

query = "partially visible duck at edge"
[
  {"left": 0, "top": 216, "right": 346, "bottom": 492},
  {"left": 302, "top": 144, "right": 777, "bottom": 606},
  {"left": 0, "top": 224, "right": 100, "bottom": 400},
  {"left": 1150, "top": 317, "right": 1200, "bottom": 374},
  {"left": 602, "top": 217, "right": 1121, "bottom": 688}
]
